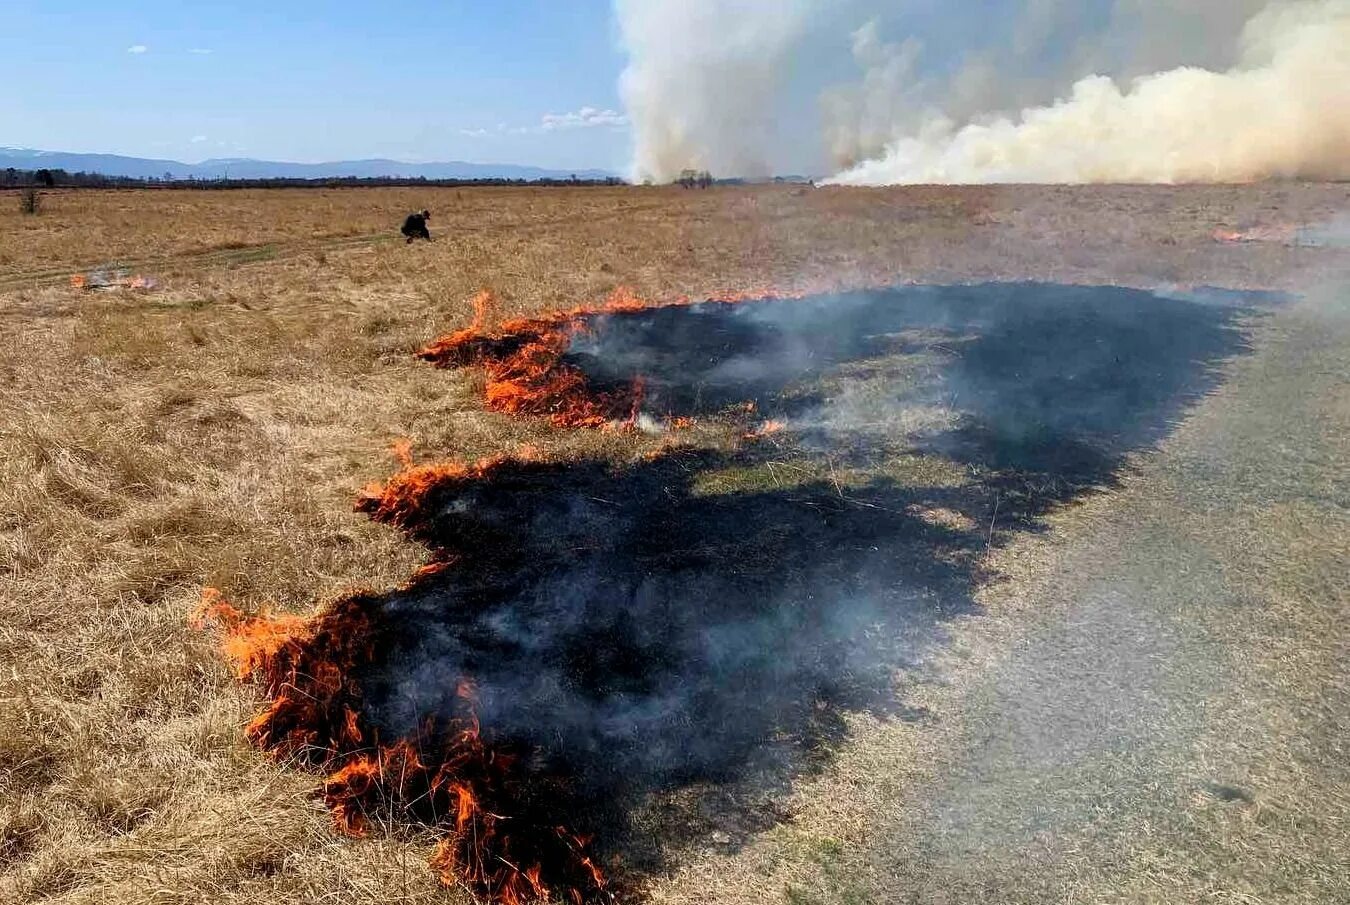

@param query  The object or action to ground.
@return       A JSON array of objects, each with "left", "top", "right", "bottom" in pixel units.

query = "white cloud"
[
  {"left": 189, "top": 48, "right": 213, "bottom": 55},
  {"left": 127, "top": 44, "right": 148, "bottom": 54},
  {"left": 465, "top": 109, "right": 629, "bottom": 139},
  {"left": 540, "top": 106, "right": 629, "bottom": 131},
  {"left": 190, "top": 135, "right": 208, "bottom": 143}
]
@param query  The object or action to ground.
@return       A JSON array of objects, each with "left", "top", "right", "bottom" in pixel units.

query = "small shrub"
[{"left": 19, "top": 186, "right": 40, "bottom": 215}]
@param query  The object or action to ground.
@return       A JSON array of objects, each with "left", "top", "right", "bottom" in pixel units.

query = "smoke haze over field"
[{"left": 616, "top": 0, "right": 1350, "bottom": 184}]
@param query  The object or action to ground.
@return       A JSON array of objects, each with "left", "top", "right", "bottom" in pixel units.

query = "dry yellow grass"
[{"left": 1, "top": 184, "right": 1347, "bottom": 904}]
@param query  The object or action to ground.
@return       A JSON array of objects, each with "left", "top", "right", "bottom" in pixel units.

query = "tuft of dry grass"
[
  {"left": 1, "top": 183, "right": 1347, "bottom": 904},
  {"left": 18, "top": 187, "right": 40, "bottom": 216}
]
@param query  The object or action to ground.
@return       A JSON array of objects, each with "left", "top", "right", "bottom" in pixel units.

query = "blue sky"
[
  {"left": 1, "top": 1, "right": 1213, "bottom": 175},
  {"left": 1, "top": 1, "right": 631, "bottom": 169}
]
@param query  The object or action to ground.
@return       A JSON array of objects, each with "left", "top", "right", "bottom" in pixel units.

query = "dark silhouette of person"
[{"left": 401, "top": 209, "right": 432, "bottom": 243}]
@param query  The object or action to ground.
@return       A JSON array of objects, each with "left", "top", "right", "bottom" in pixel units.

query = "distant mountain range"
[{"left": 0, "top": 148, "right": 616, "bottom": 181}]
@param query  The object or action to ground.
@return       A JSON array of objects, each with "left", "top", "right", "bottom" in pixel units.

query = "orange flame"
[
  {"left": 746, "top": 419, "right": 786, "bottom": 440},
  {"left": 390, "top": 437, "right": 415, "bottom": 468},
  {"left": 418, "top": 286, "right": 803, "bottom": 431},
  {"left": 193, "top": 588, "right": 310, "bottom": 680},
  {"left": 198, "top": 283, "right": 825, "bottom": 900},
  {"left": 355, "top": 452, "right": 539, "bottom": 535},
  {"left": 197, "top": 476, "right": 607, "bottom": 903},
  {"left": 1212, "top": 224, "right": 1297, "bottom": 244}
]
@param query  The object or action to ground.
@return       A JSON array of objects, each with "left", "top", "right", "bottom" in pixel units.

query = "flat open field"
[{"left": 2, "top": 185, "right": 1347, "bottom": 904}]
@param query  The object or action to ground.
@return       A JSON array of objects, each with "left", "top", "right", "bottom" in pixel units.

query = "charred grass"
[{"left": 0, "top": 184, "right": 1346, "bottom": 904}]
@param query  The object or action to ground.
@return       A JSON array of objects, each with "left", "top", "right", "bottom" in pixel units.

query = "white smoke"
[
  {"left": 615, "top": 0, "right": 816, "bottom": 183},
  {"left": 831, "top": 0, "right": 1350, "bottom": 184},
  {"left": 846, "top": 0, "right": 1272, "bottom": 152},
  {"left": 821, "top": 22, "right": 927, "bottom": 171},
  {"left": 615, "top": 0, "right": 1350, "bottom": 185}
]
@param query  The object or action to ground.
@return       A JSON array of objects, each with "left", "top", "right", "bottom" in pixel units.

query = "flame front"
[
  {"left": 417, "top": 286, "right": 805, "bottom": 430},
  {"left": 200, "top": 451, "right": 610, "bottom": 904},
  {"left": 199, "top": 286, "right": 824, "bottom": 902},
  {"left": 417, "top": 289, "right": 645, "bottom": 428}
]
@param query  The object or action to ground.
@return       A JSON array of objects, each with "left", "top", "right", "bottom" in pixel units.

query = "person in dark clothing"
[{"left": 401, "top": 209, "right": 432, "bottom": 243}]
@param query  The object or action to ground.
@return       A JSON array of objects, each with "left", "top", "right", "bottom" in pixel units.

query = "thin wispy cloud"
[
  {"left": 190, "top": 135, "right": 208, "bottom": 143},
  {"left": 189, "top": 48, "right": 214, "bottom": 55},
  {"left": 126, "top": 45, "right": 149, "bottom": 55},
  {"left": 540, "top": 106, "right": 628, "bottom": 131},
  {"left": 459, "top": 109, "right": 629, "bottom": 141}
]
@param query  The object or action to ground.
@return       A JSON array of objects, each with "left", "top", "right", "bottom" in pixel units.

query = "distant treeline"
[{"left": 1, "top": 167, "right": 628, "bottom": 190}]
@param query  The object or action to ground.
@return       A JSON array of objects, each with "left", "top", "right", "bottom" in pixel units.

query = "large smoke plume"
[
  {"left": 616, "top": 0, "right": 1350, "bottom": 184},
  {"left": 615, "top": 0, "right": 816, "bottom": 182}
]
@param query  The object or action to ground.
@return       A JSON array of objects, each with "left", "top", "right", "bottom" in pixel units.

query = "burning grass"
[
  {"left": 415, "top": 288, "right": 645, "bottom": 429},
  {"left": 199, "top": 583, "right": 607, "bottom": 905},
  {"left": 415, "top": 287, "right": 803, "bottom": 429},
  {"left": 420, "top": 282, "right": 1269, "bottom": 457},
  {"left": 4, "top": 183, "right": 1345, "bottom": 905},
  {"left": 200, "top": 444, "right": 960, "bottom": 904},
  {"left": 406, "top": 293, "right": 660, "bottom": 434},
  {"left": 198, "top": 281, "right": 1273, "bottom": 903}
]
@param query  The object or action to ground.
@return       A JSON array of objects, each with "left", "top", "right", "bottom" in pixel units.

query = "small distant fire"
[
  {"left": 1213, "top": 217, "right": 1350, "bottom": 248},
  {"left": 70, "top": 268, "right": 159, "bottom": 291},
  {"left": 1212, "top": 224, "right": 1296, "bottom": 244},
  {"left": 747, "top": 419, "right": 785, "bottom": 438}
]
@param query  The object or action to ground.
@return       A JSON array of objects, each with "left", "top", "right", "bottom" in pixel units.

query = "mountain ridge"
[{"left": 0, "top": 148, "right": 617, "bottom": 181}]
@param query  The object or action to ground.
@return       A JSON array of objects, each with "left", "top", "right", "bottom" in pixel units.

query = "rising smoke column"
[
  {"left": 615, "top": 0, "right": 817, "bottom": 182},
  {"left": 616, "top": 0, "right": 1350, "bottom": 184},
  {"left": 830, "top": 0, "right": 1350, "bottom": 184}
]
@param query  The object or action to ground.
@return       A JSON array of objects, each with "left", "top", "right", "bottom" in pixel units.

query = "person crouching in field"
[{"left": 401, "top": 209, "right": 432, "bottom": 243}]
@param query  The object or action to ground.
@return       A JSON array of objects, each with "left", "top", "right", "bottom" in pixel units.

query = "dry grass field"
[{"left": 1, "top": 184, "right": 1347, "bottom": 904}]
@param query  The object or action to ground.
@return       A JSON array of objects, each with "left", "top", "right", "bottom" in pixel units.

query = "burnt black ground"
[
  {"left": 712, "top": 285, "right": 1350, "bottom": 905},
  {"left": 570, "top": 284, "right": 1274, "bottom": 471},
  {"left": 344, "top": 283, "right": 1278, "bottom": 894}
]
